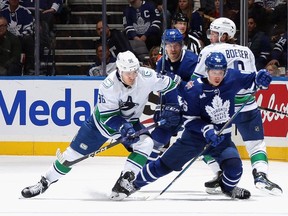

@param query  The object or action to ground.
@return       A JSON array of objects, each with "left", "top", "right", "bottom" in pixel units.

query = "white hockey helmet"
[
  {"left": 208, "top": 17, "right": 236, "bottom": 39},
  {"left": 116, "top": 51, "right": 140, "bottom": 72}
]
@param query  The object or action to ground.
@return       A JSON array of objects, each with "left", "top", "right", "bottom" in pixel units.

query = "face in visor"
[
  {"left": 165, "top": 42, "right": 182, "bottom": 62},
  {"left": 207, "top": 69, "right": 225, "bottom": 86},
  {"left": 206, "top": 29, "right": 221, "bottom": 43},
  {"left": 120, "top": 70, "right": 138, "bottom": 86}
]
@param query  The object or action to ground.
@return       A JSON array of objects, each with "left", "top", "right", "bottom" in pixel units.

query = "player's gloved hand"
[
  {"left": 202, "top": 125, "right": 225, "bottom": 147},
  {"left": 167, "top": 72, "right": 182, "bottom": 86},
  {"left": 119, "top": 122, "right": 140, "bottom": 147},
  {"left": 154, "top": 104, "right": 182, "bottom": 129},
  {"left": 255, "top": 69, "right": 272, "bottom": 89}
]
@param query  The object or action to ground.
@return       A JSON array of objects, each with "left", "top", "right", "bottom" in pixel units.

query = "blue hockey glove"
[
  {"left": 119, "top": 122, "right": 140, "bottom": 147},
  {"left": 154, "top": 104, "right": 182, "bottom": 129},
  {"left": 255, "top": 69, "right": 272, "bottom": 89},
  {"left": 202, "top": 125, "right": 225, "bottom": 147}
]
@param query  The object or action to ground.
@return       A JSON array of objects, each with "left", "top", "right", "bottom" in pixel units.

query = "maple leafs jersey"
[
  {"left": 123, "top": 0, "right": 161, "bottom": 39},
  {"left": 1, "top": 5, "right": 34, "bottom": 37},
  {"left": 193, "top": 43, "right": 258, "bottom": 112},
  {"left": 182, "top": 68, "right": 257, "bottom": 136},
  {"left": 93, "top": 67, "right": 178, "bottom": 139}
]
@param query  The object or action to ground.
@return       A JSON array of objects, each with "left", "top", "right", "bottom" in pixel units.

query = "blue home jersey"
[
  {"left": 182, "top": 68, "right": 257, "bottom": 136},
  {"left": 123, "top": 0, "right": 161, "bottom": 39}
]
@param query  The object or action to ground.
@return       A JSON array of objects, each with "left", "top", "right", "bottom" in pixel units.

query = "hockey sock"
[
  {"left": 203, "top": 155, "right": 221, "bottom": 175},
  {"left": 134, "top": 158, "right": 172, "bottom": 188},
  {"left": 220, "top": 158, "right": 242, "bottom": 192},
  {"left": 45, "top": 160, "right": 72, "bottom": 183}
]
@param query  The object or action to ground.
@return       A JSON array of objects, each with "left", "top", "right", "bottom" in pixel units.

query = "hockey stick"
[
  {"left": 149, "top": 92, "right": 257, "bottom": 200},
  {"left": 258, "top": 106, "right": 288, "bottom": 117},
  {"left": 56, "top": 119, "right": 166, "bottom": 167}
]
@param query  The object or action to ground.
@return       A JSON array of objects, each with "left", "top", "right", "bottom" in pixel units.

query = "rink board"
[{"left": 0, "top": 76, "right": 287, "bottom": 160}]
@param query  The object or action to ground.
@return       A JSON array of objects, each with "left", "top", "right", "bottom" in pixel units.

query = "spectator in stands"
[
  {"left": 247, "top": 16, "right": 271, "bottom": 70},
  {"left": 20, "top": 0, "right": 62, "bottom": 63},
  {"left": 175, "top": 0, "right": 204, "bottom": 42},
  {"left": 21, "top": 0, "right": 63, "bottom": 30},
  {"left": 268, "top": 0, "right": 287, "bottom": 42},
  {"left": 171, "top": 12, "right": 203, "bottom": 55},
  {"left": 96, "top": 20, "right": 133, "bottom": 58},
  {"left": 1, "top": 0, "right": 35, "bottom": 74},
  {"left": 123, "top": 0, "right": 162, "bottom": 51},
  {"left": 0, "top": 0, "right": 8, "bottom": 10},
  {"left": 248, "top": 0, "right": 270, "bottom": 34},
  {"left": 266, "top": 31, "right": 287, "bottom": 70},
  {"left": 0, "top": 16, "right": 22, "bottom": 76},
  {"left": 87, "top": 40, "right": 116, "bottom": 76},
  {"left": 151, "top": 0, "right": 172, "bottom": 29},
  {"left": 265, "top": 64, "right": 280, "bottom": 77},
  {"left": 143, "top": 45, "right": 160, "bottom": 69}
]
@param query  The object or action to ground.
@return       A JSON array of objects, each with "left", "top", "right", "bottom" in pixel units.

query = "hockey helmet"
[
  {"left": 205, "top": 52, "right": 227, "bottom": 71},
  {"left": 208, "top": 17, "right": 236, "bottom": 39},
  {"left": 116, "top": 51, "right": 140, "bottom": 72},
  {"left": 172, "top": 12, "right": 189, "bottom": 24},
  {"left": 162, "top": 29, "right": 183, "bottom": 43}
]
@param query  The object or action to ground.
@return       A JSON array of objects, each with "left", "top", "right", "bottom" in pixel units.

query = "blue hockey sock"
[{"left": 134, "top": 159, "right": 172, "bottom": 188}]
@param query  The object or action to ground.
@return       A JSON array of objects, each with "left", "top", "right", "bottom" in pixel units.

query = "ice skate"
[
  {"left": 223, "top": 186, "right": 251, "bottom": 199},
  {"left": 204, "top": 171, "right": 223, "bottom": 194},
  {"left": 253, "top": 169, "right": 283, "bottom": 196},
  {"left": 110, "top": 171, "right": 137, "bottom": 201},
  {"left": 21, "top": 176, "right": 50, "bottom": 198}
]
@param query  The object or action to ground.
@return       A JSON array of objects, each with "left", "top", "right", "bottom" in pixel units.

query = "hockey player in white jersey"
[
  {"left": 193, "top": 17, "right": 282, "bottom": 195},
  {"left": 20, "top": 51, "right": 181, "bottom": 200}
]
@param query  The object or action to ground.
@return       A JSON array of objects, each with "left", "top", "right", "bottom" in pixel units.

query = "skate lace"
[
  {"left": 120, "top": 179, "right": 135, "bottom": 192},
  {"left": 231, "top": 187, "right": 245, "bottom": 198},
  {"left": 28, "top": 182, "right": 45, "bottom": 195}
]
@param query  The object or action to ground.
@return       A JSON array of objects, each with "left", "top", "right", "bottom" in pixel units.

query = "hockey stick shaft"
[
  {"left": 157, "top": 92, "right": 257, "bottom": 197},
  {"left": 57, "top": 119, "right": 166, "bottom": 167},
  {"left": 258, "top": 106, "right": 288, "bottom": 117}
]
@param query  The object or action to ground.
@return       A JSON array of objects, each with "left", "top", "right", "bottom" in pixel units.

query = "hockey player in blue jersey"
[
  {"left": 20, "top": 51, "right": 181, "bottom": 200},
  {"left": 148, "top": 28, "right": 198, "bottom": 162},
  {"left": 193, "top": 17, "right": 282, "bottom": 195},
  {"left": 118, "top": 52, "right": 273, "bottom": 200}
]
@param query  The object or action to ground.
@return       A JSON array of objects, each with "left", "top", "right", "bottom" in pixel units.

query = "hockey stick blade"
[
  {"left": 57, "top": 119, "right": 166, "bottom": 167},
  {"left": 258, "top": 106, "right": 288, "bottom": 117}
]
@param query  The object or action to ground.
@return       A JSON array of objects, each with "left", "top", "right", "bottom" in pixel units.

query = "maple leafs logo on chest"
[{"left": 205, "top": 95, "right": 230, "bottom": 124}]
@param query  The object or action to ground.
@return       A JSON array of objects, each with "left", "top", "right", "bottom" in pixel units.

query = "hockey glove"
[
  {"left": 255, "top": 69, "right": 272, "bottom": 89},
  {"left": 202, "top": 125, "right": 225, "bottom": 147},
  {"left": 119, "top": 122, "right": 140, "bottom": 147},
  {"left": 154, "top": 104, "right": 182, "bottom": 129}
]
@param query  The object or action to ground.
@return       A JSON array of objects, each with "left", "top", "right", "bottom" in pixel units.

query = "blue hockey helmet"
[
  {"left": 162, "top": 29, "right": 183, "bottom": 43},
  {"left": 205, "top": 52, "right": 227, "bottom": 71}
]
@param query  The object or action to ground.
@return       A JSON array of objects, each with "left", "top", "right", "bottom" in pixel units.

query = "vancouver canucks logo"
[
  {"left": 205, "top": 95, "right": 230, "bottom": 124},
  {"left": 119, "top": 96, "right": 139, "bottom": 118}
]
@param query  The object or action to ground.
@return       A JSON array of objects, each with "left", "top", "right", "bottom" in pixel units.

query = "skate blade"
[
  {"left": 109, "top": 191, "right": 127, "bottom": 201},
  {"left": 206, "top": 187, "right": 223, "bottom": 195},
  {"left": 255, "top": 183, "right": 283, "bottom": 196}
]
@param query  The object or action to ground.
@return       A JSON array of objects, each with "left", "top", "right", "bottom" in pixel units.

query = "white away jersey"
[
  {"left": 93, "top": 67, "right": 177, "bottom": 138},
  {"left": 193, "top": 43, "right": 258, "bottom": 112}
]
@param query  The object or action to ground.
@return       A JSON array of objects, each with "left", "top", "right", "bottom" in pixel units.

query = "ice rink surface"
[{"left": 1, "top": 155, "right": 287, "bottom": 216}]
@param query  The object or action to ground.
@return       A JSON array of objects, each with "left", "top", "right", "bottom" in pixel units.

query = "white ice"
[{"left": 1, "top": 155, "right": 287, "bottom": 216}]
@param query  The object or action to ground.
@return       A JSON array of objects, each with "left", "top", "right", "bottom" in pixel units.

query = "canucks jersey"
[
  {"left": 193, "top": 43, "right": 257, "bottom": 112},
  {"left": 93, "top": 67, "right": 178, "bottom": 139},
  {"left": 183, "top": 68, "right": 257, "bottom": 136}
]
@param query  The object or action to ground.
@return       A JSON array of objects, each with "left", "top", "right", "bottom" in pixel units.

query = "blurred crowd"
[{"left": 0, "top": 0, "right": 287, "bottom": 76}]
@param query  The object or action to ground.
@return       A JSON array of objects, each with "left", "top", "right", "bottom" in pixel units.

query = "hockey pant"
[
  {"left": 44, "top": 115, "right": 154, "bottom": 183},
  {"left": 135, "top": 129, "right": 243, "bottom": 192},
  {"left": 203, "top": 108, "right": 268, "bottom": 175}
]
